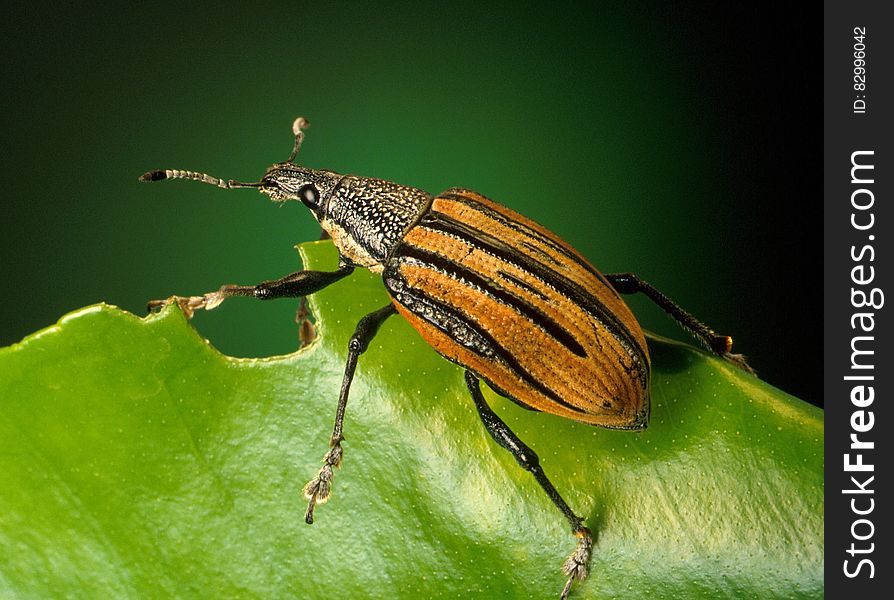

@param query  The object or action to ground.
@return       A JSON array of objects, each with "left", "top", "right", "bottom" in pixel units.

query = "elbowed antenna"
[{"left": 137, "top": 168, "right": 262, "bottom": 189}]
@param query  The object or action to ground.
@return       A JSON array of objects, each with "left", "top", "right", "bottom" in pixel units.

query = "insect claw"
[
  {"left": 146, "top": 295, "right": 205, "bottom": 319},
  {"left": 202, "top": 290, "right": 227, "bottom": 311},
  {"left": 723, "top": 351, "right": 756, "bottom": 375},
  {"left": 708, "top": 335, "right": 755, "bottom": 374},
  {"left": 302, "top": 443, "right": 344, "bottom": 524},
  {"left": 560, "top": 578, "right": 573, "bottom": 600},
  {"left": 146, "top": 289, "right": 234, "bottom": 319},
  {"left": 560, "top": 527, "right": 592, "bottom": 599},
  {"left": 302, "top": 468, "right": 330, "bottom": 524},
  {"left": 304, "top": 498, "right": 317, "bottom": 525}
]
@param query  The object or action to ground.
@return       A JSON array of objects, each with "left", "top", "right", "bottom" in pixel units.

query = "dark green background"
[{"left": 0, "top": 3, "right": 820, "bottom": 404}]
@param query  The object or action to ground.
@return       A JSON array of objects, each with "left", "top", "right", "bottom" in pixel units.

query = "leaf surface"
[{"left": 0, "top": 241, "right": 823, "bottom": 599}]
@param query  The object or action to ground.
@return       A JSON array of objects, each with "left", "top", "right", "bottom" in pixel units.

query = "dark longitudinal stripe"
[
  {"left": 438, "top": 191, "right": 616, "bottom": 292},
  {"left": 384, "top": 266, "right": 586, "bottom": 413},
  {"left": 385, "top": 271, "right": 495, "bottom": 358},
  {"left": 497, "top": 269, "right": 549, "bottom": 301},
  {"left": 419, "top": 212, "right": 649, "bottom": 383},
  {"left": 521, "top": 240, "right": 564, "bottom": 269},
  {"left": 397, "top": 244, "right": 587, "bottom": 358}
]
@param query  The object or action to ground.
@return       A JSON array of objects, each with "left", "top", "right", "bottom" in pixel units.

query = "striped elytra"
[{"left": 383, "top": 189, "right": 651, "bottom": 430}]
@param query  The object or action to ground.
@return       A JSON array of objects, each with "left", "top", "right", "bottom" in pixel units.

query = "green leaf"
[{"left": 0, "top": 241, "right": 822, "bottom": 599}]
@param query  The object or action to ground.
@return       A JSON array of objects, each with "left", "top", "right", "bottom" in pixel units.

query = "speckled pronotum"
[{"left": 140, "top": 117, "right": 752, "bottom": 599}]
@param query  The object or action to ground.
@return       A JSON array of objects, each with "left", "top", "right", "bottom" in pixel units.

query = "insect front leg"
[
  {"left": 147, "top": 266, "right": 355, "bottom": 318},
  {"left": 303, "top": 303, "right": 397, "bottom": 524},
  {"left": 604, "top": 272, "right": 754, "bottom": 373},
  {"left": 465, "top": 371, "right": 592, "bottom": 600}
]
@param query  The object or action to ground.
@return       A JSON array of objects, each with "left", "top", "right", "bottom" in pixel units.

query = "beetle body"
[
  {"left": 142, "top": 118, "right": 748, "bottom": 599},
  {"left": 261, "top": 163, "right": 651, "bottom": 430}
]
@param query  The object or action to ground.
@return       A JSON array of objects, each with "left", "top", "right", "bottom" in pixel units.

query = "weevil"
[{"left": 140, "top": 117, "right": 752, "bottom": 599}]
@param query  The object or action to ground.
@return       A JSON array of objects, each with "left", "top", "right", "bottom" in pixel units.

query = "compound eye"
[{"left": 298, "top": 184, "right": 320, "bottom": 210}]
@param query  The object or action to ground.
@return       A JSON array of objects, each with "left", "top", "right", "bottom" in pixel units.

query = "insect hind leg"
[
  {"left": 604, "top": 272, "right": 754, "bottom": 373},
  {"left": 465, "top": 371, "right": 592, "bottom": 599}
]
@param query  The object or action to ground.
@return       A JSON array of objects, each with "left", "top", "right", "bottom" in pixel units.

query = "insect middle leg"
[
  {"left": 465, "top": 371, "right": 592, "bottom": 600},
  {"left": 147, "top": 266, "right": 355, "bottom": 318},
  {"left": 303, "top": 303, "right": 398, "bottom": 524},
  {"left": 604, "top": 272, "right": 753, "bottom": 372}
]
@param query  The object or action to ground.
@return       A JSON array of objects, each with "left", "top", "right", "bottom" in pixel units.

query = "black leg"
[
  {"left": 604, "top": 272, "right": 754, "bottom": 373},
  {"left": 147, "top": 266, "right": 354, "bottom": 318},
  {"left": 465, "top": 371, "right": 592, "bottom": 600},
  {"left": 303, "top": 303, "right": 398, "bottom": 524}
]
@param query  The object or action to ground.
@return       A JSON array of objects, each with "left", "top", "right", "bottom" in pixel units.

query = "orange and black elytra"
[{"left": 140, "top": 117, "right": 752, "bottom": 599}]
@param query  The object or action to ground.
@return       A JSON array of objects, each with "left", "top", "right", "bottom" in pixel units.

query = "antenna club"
[{"left": 292, "top": 117, "right": 309, "bottom": 136}]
